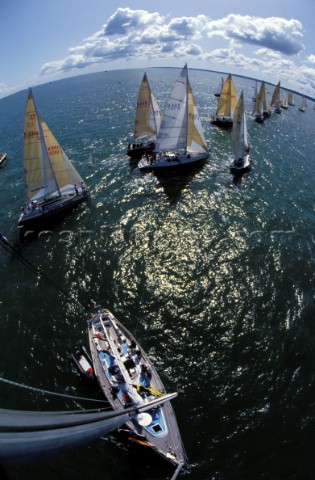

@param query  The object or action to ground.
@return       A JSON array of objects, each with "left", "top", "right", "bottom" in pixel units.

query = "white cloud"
[
  {"left": 38, "top": 8, "right": 315, "bottom": 96},
  {"left": 205, "top": 15, "right": 304, "bottom": 55}
]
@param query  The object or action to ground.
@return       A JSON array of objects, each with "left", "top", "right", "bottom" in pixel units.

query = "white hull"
[
  {"left": 138, "top": 151, "right": 208, "bottom": 171},
  {"left": 88, "top": 309, "right": 188, "bottom": 469}
]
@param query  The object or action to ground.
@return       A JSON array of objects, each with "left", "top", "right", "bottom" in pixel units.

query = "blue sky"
[{"left": 1, "top": 0, "right": 315, "bottom": 99}]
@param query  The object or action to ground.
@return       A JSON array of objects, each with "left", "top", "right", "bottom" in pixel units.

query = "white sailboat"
[
  {"left": 211, "top": 74, "right": 238, "bottom": 128},
  {"left": 262, "top": 82, "right": 271, "bottom": 117},
  {"left": 252, "top": 81, "right": 265, "bottom": 123},
  {"left": 281, "top": 92, "right": 288, "bottom": 110},
  {"left": 138, "top": 64, "right": 209, "bottom": 171},
  {"left": 230, "top": 91, "right": 252, "bottom": 174},
  {"left": 18, "top": 88, "right": 89, "bottom": 229},
  {"left": 0, "top": 152, "right": 7, "bottom": 167},
  {"left": 88, "top": 309, "right": 188, "bottom": 475},
  {"left": 288, "top": 92, "right": 295, "bottom": 106},
  {"left": 299, "top": 96, "right": 306, "bottom": 112},
  {"left": 271, "top": 81, "right": 281, "bottom": 114},
  {"left": 127, "top": 73, "right": 162, "bottom": 159}
]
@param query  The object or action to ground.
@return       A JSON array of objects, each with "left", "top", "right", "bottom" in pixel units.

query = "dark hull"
[
  {"left": 18, "top": 192, "right": 90, "bottom": 232},
  {"left": 211, "top": 117, "right": 233, "bottom": 129},
  {"left": 127, "top": 143, "right": 155, "bottom": 159}
]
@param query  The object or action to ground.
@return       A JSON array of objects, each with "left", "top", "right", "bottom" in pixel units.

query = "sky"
[{"left": 1, "top": 0, "right": 315, "bottom": 100}]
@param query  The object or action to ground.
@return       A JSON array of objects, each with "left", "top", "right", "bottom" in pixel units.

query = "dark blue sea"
[{"left": 0, "top": 68, "right": 314, "bottom": 479}]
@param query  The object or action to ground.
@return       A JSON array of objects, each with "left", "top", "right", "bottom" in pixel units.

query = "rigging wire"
[
  {"left": 0, "top": 232, "right": 90, "bottom": 311},
  {"left": 0, "top": 376, "right": 109, "bottom": 405}
]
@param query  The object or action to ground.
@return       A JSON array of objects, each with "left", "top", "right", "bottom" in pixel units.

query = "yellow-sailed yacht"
[
  {"left": 18, "top": 88, "right": 89, "bottom": 229},
  {"left": 127, "top": 73, "right": 162, "bottom": 159},
  {"left": 211, "top": 74, "right": 238, "bottom": 128}
]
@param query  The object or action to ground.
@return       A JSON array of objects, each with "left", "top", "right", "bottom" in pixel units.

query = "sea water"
[{"left": 0, "top": 68, "right": 314, "bottom": 479}]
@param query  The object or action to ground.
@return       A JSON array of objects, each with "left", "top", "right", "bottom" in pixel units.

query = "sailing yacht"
[
  {"left": 271, "top": 81, "right": 281, "bottom": 114},
  {"left": 230, "top": 91, "right": 252, "bottom": 174},
  {"left": 88, "top": 309, "right": 188, "bottom": 476},
  {"left": 18, "top": 88, "right": 89, "bottom": 229},
  {"left": 138, "top": 64, "right": 209, "bottom": 172},
  {"left": 0, "top": 152, "right": 7, "bottom": 167},
  {"left": 288, "top": 92, "right": 295, "bottom": 106},
  {"left": 252, "top": 80, "right": 258, "bottom": 102},
  {"left": 281, "top": 92, "right": 288, "bottom": 110},
  {"left": 211, "top": 74, "right": 238, "bottom": 128},
  {"left": 252, "top": 81, "right": 265, "bottom": 123},
  {"left": 299, "top": 96, "right": 306, "bottom": 112},
  {"left": 127, "top": 73, "right": 161, "bottom": 159},
  {"left": 214, "top": 77, "right": 224, "bottom": 97}
]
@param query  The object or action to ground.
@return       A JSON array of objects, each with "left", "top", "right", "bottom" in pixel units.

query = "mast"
[{"left": 185, "top": 64, "right": 189, "bottom": 153}]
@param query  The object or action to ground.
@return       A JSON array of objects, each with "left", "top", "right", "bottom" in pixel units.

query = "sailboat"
[
  {"left": 299, "top": 96, "right": 306, "bottom": 112},
  {"left": 281, "top": 92, "right": 288, "bottom": 109},
  {"left": 0, "top": 152, "right": 7, "bottom": 167},
  {"left": 127, "top": 73, "right": 162, "bottom": 159},
  {"left": 18, "top": 88, "right": 89, "bottom": 229},
  {"left": 271, "top": 81, "right": 281, "bottom": 114},
  {"left": 138, "top": 64, "right": 209, "bottom": 171},
  {"left": 88, "top": 309, "right": 188, "bottom": 476},
  {"left": 262, "top": 82, "right": 271, "bottom": 117},
  {"left": 214, "top": 77, "right": 224, "bottom": 97},
  {"left": 252, "top": 81, "right": 265, "bottom": 123},
  {"left": 252, "top": 80, "right": 258, "bottom": 102},
  {"left": 230, "top": 91, "right": 252, "bottom": 174},
  {"left": 288, "top": 92, "right": 295, "bottom": 106},
  {"left": 211, "top": 74, "right": 238, "bottom": 128}
]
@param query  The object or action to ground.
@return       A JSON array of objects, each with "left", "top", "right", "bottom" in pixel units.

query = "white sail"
[
  {"left": 154, "top": 65, "right": 189, "bottom": 152},
  {"left": 299, "top": 96, "right": 305, "bottom": 111},
  {"left": 288, "top": 92, "right": 295, "bottom": 106},
  {"left": 252, "top": 82, "right": 264, "bottom": 117},
  {"left": 262, "top": 82, "right": 271, "bottom": 115},
  {"left": 271, "top": 81, "right": 281, "bottom": 108},
  {"left": 233, "top": 91, "right": 248, "bottom": 160}
]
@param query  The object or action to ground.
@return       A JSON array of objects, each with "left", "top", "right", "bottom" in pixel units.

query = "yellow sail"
[
  {"left": 134, "top": 73, "right": 160, "bottom": 141},
  {"left": 271, "top": 81, "right": 281, "bottom": 107},
  {"left": 252, "top": 82, "right": 264, "bottom": 115},
  {"left": 187, "top": 81, "right": 208, "bottom": 154},
  {"left": 40, "top": 117, "right": 84, "bottom": 193},
  {"left": 215, "top": 74, "right": 238, "bottom": 117},
  {"left": 23, "top": 91, "right": 58, "bottom": 201}
]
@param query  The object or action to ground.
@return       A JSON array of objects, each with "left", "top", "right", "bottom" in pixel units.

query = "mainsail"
[
  {"left": 154, "top": 64, "right": 208, "bottom": 156},
  {"left": 215, "top": 74, "right": 238, "bottom": 117},
  {"left": 154, "top": 66, "right": 188, "bottom": 152},
  {"left": 23, "top": 91, "right": 59, "bottom": 201},
  {"left": 23, "top": 89, "right": 84, "bottom": 202},
  {"left": 288, "top": 92, "right": 295, "bottom": 106},
  {"left": 252, "top": 82, "right": 264, "bottom": 117},
  {"left": 271, "top": 81, "right": 281, "bottom": 107},
  {"left": 233, "top": 91, "right": 248, "bottom": 160},
  {"left": 134, "top": 73, "right": 161, "bottom": 141}
]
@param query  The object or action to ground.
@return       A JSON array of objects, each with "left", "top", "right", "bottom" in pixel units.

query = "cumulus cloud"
[
  {"left": 40, "top": 8, "right": 306, "bottom": 77},
  {"left": 307, "top": 54, "right": 315, "bottom": 64},
  {"left": 205, "top": 14, "right": 304, "bottom": 55}
]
